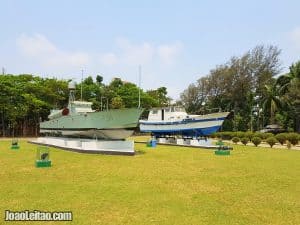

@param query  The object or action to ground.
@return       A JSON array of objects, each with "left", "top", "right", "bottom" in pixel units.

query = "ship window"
[{"left": 152, "top": 110, "right": 158, "bottom": 114}]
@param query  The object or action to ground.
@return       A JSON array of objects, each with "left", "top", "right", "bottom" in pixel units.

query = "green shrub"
[
  {"left": 252, "top": 137, "right": 262, "bottom": 147},
  {"left": 216, "top": 132, "right": 223, "bottom": 139},
  {"left": 216, "top": 132, "right": 237, "bottom": 140},
  {"left": 220, "top": 131, "right": 233, "bottom": 140},
  {"left": 286, "top": 133, "right": 299, "bottom": 145},
  {"left": 232, "top": 137, "right": 240, "bottom": 144},
  {"left": 244, "top": 131, "right": 254, "bottom": 141},
  {"left": 266, "top": 137, "right": 277, "bottom": 148},
  {"left": 241, "top": 137, "right": 249, "bottom": 145},
  {"left": 253, "top": 132, "right": 264, "bottom": 139},
  {"left": 236, "top": 131, "right": 245, "bottom": 139},
  {"left": 210, "top": 133, "right": 217, "bottom": 138},
  {"left": 275, "top": 133, "right": 287, "bottom": 145},
  {"left": 261, "top": 132, "right": 274, "bottom": 140},
  {"left": 287, "top": 141, "right": 292, "bottom": 149}
]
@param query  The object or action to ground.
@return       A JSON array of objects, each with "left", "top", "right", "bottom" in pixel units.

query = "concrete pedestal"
[
  {"left": 158, "top": 138, "right": 166, "bottom": 144},
  {"left": 29, "top": 137, "right": 135, "bottom": 155},
  {"left": 176, "top": 139, "right": 184, "bottom": 145}
]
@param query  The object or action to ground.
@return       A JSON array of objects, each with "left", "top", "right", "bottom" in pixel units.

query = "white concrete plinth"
[
  {"left": 183, "top": 139, "right": 190, "bottom": 145},
  {"left": 66, "top": 140, "right": 82, "bottom": 148},
  {"left": 176, "top": 138, "right": 184, "bottom": 145},
  {"left": 190, "top": 139, "right": 200, "bottom": 146},
  {"left": 167, "top": 138, "right": 176, "bottom": 144},
  {"left": 158, "top": 138, "right": 166, "bottom": 144},
  {"left": 29, "top": 137, "right": 135, "bottom": 155},
  {"left": 198, "top": 139, "right": 212, "bottom": 146}
]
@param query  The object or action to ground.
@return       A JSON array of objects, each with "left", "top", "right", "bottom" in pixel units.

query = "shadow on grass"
[{"left": 135, "top": 149, "right": 146, "bottom": 155}]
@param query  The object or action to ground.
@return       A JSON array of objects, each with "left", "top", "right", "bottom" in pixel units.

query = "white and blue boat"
[{"left": 139, "top": 107, "right": 229, "bottom": 137}]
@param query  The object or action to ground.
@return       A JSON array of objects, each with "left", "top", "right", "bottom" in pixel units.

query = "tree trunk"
[
  {"left": 35, "top": 115, "right": 38, "bottom": 137},
  {"left": 296, "top": 117, "right": 300, "bottom": 132},
  {"left": 270, "top": 101, "right": 275, "bottom": 124},
  {"left": 1, "top": 110, "right": 4, "bottom": 137}
]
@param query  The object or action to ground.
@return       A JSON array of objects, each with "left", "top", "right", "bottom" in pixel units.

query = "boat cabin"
[
  {"left": 147, "top": 107, "right": 187, "bottom": 121},
  {"left": 69, "top": 101, "right": 94, "bottom": 114}
]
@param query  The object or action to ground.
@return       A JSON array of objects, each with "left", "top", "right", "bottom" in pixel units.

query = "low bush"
[
  {"left": 253, "top": 132, "right": 264, "bottom": 139},
  {"left": 220, "top": 131, "right": 234, "bottom": 140},
  {"left": 286, "top": 133, "right": 299, "bottom": 145},
  {"left": 244, "top": 131, "right": 254, "bottom": 141},
  {"left": 210, "top": 133, "right": 217, "bottom": 138},
  {"left": 241, "top": 137, "right": 249, "bottom": 145},
  {"left": 266, "top": 137, "right": 277, "bottom": 148},
  {"left": 236, "top": 131, "right": 245, "bottom": 139},
  {"left": 275, "top": 133, "right": 287, "bottom": 145},
  {"left": 216, "top": 132, "right": 237, "bottom": 140},
  {"left": 232, "top": 137, "right": 240, "bottom": 144},
  {"left": 261, "top": 133, "right": 274, "bottom": 140},
  {"left": 252, "top": 137, "right": 262, "bottom": 147}
]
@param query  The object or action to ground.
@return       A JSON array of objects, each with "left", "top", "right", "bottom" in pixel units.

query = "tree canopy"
[
  {"left": 0, "top": 75, "right": 170, "bottom": 136},
  {"left": 180, "top": 45, "right": 300, "bottom": 132}
]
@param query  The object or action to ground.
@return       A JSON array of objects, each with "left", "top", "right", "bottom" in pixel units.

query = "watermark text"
[{"left": 5, "top": 210, "right": 72, "bottom": 221}]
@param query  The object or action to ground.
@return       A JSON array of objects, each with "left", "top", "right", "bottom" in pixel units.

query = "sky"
[{"left": 1, "top": 0, "right": 300, "bottom": 100}]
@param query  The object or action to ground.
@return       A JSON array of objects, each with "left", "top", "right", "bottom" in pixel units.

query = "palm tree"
[
  {"left": 276, "top": 61, "right": 300, "bottom": 131},
  {"left": 261, "top": 83, "right": 283, "bottom": 124},
  {"left": 276, "top": 61, "right": 300, "bottom": 95}
]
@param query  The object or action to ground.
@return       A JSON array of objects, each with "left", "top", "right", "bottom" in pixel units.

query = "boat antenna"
[
  {"left": 138, "top": 65, "right": 141, "bottom": 108},
  {"left": 81, "top": 69, "right": 84, "bottom": 101},
  {"left": 68, "top": 81, "right": 76, "bottom": 104}
]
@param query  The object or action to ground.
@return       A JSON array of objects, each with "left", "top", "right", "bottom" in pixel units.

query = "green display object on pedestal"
[
  {"left": 215, "top": 150, "right": 231, "bottom": 155},
  {"left": 35, "top": 160, "right": 52, "bottom": 167},
  {"left": 35, "top": 146, "right": 51, "bottom": 168},
  {"left": 215, "top": 139, "right": 230, "bottom": 156},
  {"left": 10, "top": 139, "right": 20, "bottom": 150}
]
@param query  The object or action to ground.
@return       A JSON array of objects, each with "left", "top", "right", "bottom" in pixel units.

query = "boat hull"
[
  {"left": 40, "top": 108, "right": 143, "bottom": 139},
  {"left": 139, "top": 112, "right": 229, "bottom": 137}
]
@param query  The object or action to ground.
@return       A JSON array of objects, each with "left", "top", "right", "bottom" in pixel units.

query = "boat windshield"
[{"left": 175, "top": 107, "right": 185, "bottom": 112}]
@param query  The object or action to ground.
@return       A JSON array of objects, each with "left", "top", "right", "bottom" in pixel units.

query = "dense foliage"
[
  {"left": 266, "top": 137, "right": 277, "bottom": 148},
  {"left": 181, "top": 45, "right": 300, "bottom": 132},
  {"left": 0, "top": 75, "right": 168, "bottom": 136},
  {"left": 252, "top": 137, "right": 262, "bottom": 147}
]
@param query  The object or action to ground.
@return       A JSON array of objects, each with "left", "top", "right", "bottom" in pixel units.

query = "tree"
[
  {"left": 180, "top": 44, "right": 282, "bottom": 131},
  {"left": 0, "top": 73, "right": 168, "bottom": 137},
  {"left": 96, "top": 75, "right": 103, "bottom": 85},
  {"left": 261, "top": 83, "right": 283, "bottom": 124},
  {"left": 111, "top": 96, "right": 125, "bottom": 109},
  {"left": 276, "top": 61, "right": 300, "bottom": 132},
  {"left": 147, "top": 87, "right": 171, "bottom": 107}
]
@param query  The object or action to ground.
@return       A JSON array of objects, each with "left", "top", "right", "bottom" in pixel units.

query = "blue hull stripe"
[
  {"left": 141, "top": 125, "right": 221, "bottom": 136},
  {"left": 140, "top": 117, "right": 226, "bottom": 125}
]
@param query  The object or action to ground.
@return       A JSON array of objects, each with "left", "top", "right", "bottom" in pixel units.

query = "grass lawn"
[{"left": 0, "top": 138, "right": 299, "bottom": 225}]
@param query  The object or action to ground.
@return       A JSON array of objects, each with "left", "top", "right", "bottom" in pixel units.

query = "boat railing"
[{"left": 197, "top": 107, "right": 223, "bottom": 115}]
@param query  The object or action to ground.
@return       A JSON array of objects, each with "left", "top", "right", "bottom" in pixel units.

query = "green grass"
[{"left": 0, "top": 139, "right": 299, "bottom": 225}]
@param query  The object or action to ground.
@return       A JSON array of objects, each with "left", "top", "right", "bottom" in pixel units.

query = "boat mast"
[
  {"left": 81, "top": 69, "right": 84, "bottom": 101},
  {"left": 68, "top": 81, "right": 76, "bottom": 106},
  {"left": 138, "top": 65, "right": 141, "bottom": 108}
]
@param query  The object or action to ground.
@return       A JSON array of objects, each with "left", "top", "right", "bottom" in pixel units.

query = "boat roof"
[
  {"left": 71, "top": 101, "right": 93, "bottom": 105},
  {"left": 149, "top": 106, "right": 185, "bottom": 110}
]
